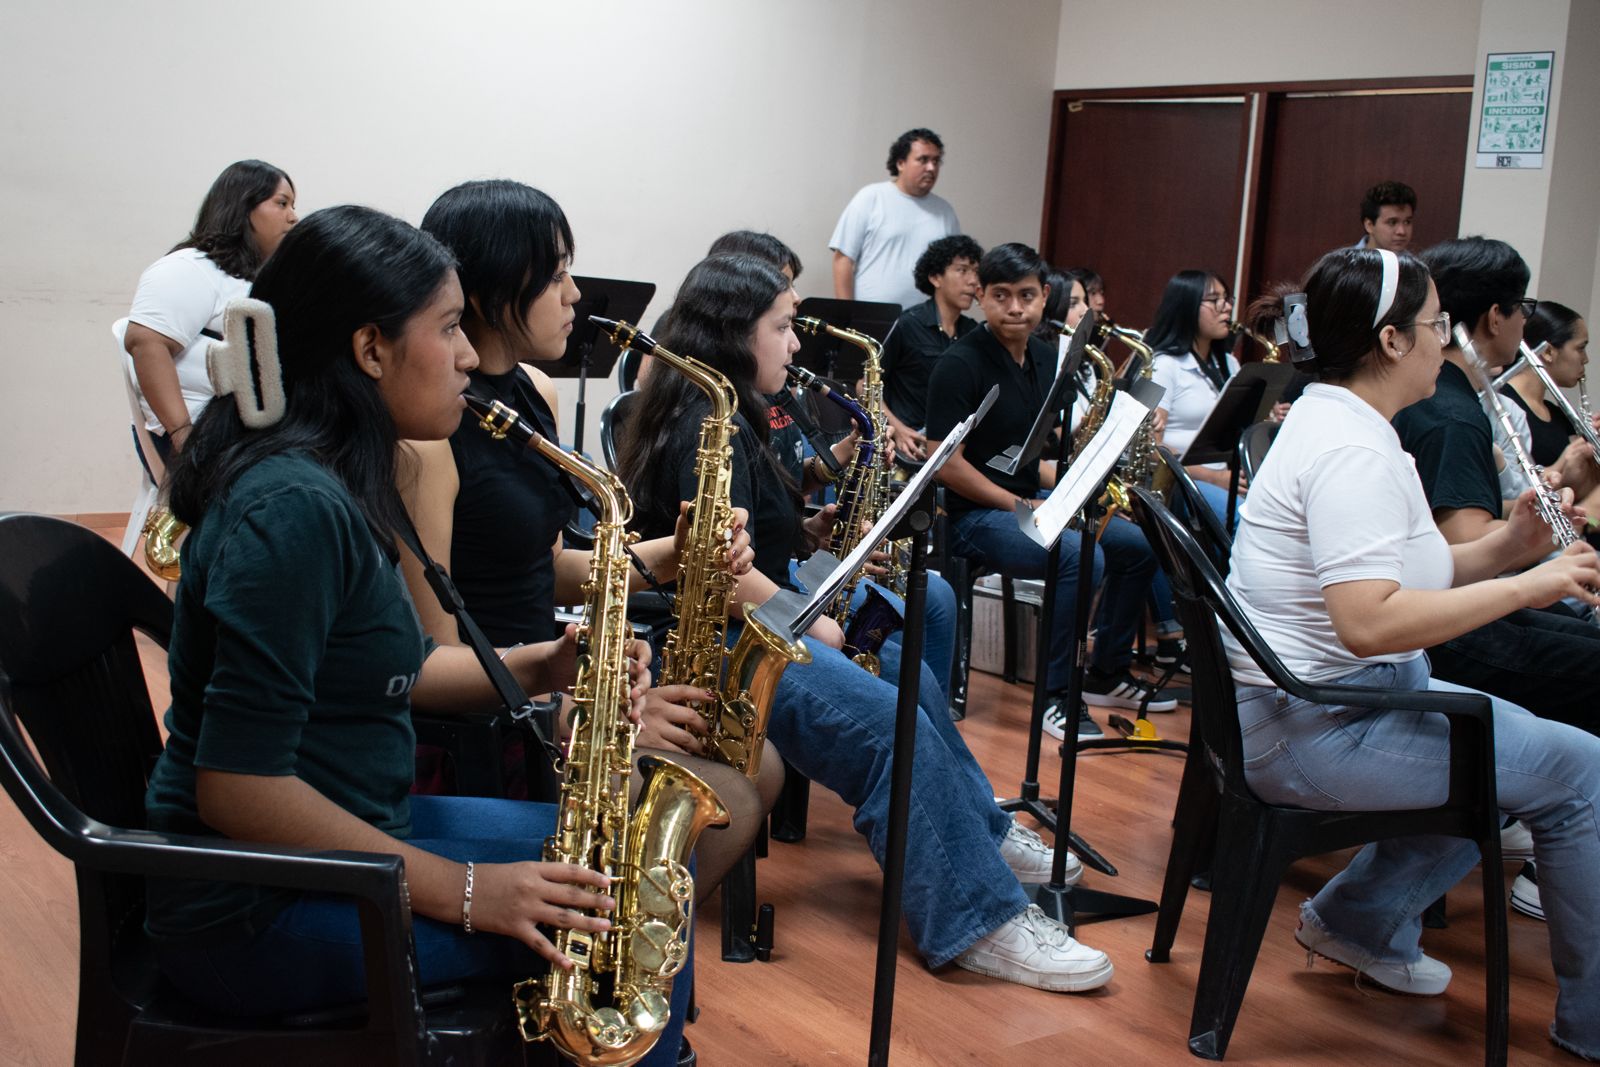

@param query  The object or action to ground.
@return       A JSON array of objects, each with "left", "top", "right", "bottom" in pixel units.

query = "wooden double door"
[{"left": 1040, "top": 78, "right": 1472, "bottom": 332}]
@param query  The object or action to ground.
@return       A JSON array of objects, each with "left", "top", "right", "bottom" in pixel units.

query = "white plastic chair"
[{"left": 113, "top": 318, "right": 164, "bottom": 558}]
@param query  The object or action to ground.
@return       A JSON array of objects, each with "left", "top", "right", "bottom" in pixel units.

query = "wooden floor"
[{"left": 0, "top": 519, "right": 1567, "bottom": 1066}]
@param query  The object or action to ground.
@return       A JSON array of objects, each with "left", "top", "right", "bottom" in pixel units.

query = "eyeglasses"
[
  {"left": 1509, "top": 298, "right": 1538, "bottom": 319},
  {"left": 1200, "top": 294, "right": 1233, "bottom": 309},
  {"left": 1410, "top": 311, "right": 1451, "bottom": 344}
]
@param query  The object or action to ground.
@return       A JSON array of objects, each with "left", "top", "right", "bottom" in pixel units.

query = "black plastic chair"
[
  {"left": 933, "top": 489, "right": 1020, "bottom": 720},
  {"left": 1236, "top": 420, "right": 1280, "bottom": 485},
  {"left": 1126, "top": 489, "right": 1507, "bottom": 1064},
  {"left": 0, "top": 513, "right": 537, "bottom": 1066},
  {"left": 599, "top": 388, "right": 639, "bottom": 473},
  {"left": 1155, "top": 446, "right": 1232, "bottom": 574}
]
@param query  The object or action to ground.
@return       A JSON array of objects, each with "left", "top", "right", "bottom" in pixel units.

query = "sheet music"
[{"left": 1019, "top": 389, "right": 1149, "bottom": 548}]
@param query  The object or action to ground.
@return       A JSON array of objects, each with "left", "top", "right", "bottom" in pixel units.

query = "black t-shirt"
[
  {"left": 633, "top": 395, "right": 801, "bottom": 590},
  {"left": 449, "top": 366, "right": 576, "bottom": 645},
  {"left": 767, "top": 397, "right": 807, "bottom": 481},
  {"left": 146, "top": 453, "right": 429, "bottom": 938},
  {"left": 924, "top": 324, "right": 1056, "bottom": 516},
  {"left": 880, "top": 299, "right": 978, "bottom": 429},
  {"left": 1502, "top": 385, "right": 1577, "bottom": 468},
  {"left": 1392, "top": 360, "right": 1503, "bottom": 518}
]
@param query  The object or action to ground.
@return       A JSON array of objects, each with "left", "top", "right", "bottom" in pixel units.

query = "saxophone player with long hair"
[
  {"left": 141, "top": 207, "right": 690, "bottom": 1065},
  {"left": 620, "top": 251, "right": 1116, "bottom": 994},
  {"left": 403, "top": 180, "right": 773, "bottom": 908}
]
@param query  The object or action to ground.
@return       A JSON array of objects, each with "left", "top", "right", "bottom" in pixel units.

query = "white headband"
[
  {"left": 1373, "top": 249, "right": 1399, "bottom": 328},
  {"left": 207, "top": 298, "right": 285, "bottom": 428}
]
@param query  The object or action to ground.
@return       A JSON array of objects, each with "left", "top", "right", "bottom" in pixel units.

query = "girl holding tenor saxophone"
[
  {"left": 1226, "top": 247, "right": 1600, "bottom": 1061},
  {"left": 142, "top": 206, "right": 690, "bottom": 1066},
  {"left": 619, "top": 252, "right": 1116, "bottom": 993},
  {"left": 404, "top": 178, "right": 773, "bottom": 902}
]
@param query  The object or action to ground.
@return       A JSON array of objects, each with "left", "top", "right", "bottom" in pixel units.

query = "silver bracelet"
[
  {"left": 462, "top": 861, "right": 476, "bottom": 934},
  {"left": 497, "top": 643, "right": 524, "bottom": 662}
]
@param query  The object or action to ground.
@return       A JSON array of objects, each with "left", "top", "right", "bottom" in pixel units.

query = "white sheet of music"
[{"left": 1016, "top": 390, "right": 1150, "bottom": 548}]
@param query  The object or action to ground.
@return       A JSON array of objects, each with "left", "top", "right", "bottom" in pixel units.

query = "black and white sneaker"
[
  {"left": 1083, "top": 670, "right": 1179, "bottom": 712},
  {"left": 1042, "top": 697, "right": 1105, "bottom": 740},
  {"left": 1154, "top": 636, "right": 1189, "bottom": 674},
  {"left": 1511, "top": 861, "right": 1544, "bottom": 921}
]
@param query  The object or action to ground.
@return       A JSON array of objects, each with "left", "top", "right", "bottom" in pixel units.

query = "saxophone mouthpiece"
[
  {"left": 794, "top": 315, "right": 823, "bottom": 333},
  {"left": 464, "top": 388, "right": 533, "bottom": 445},
  {"left": 591, "top": 315, "right": 663, "bottom": 356},
  {"left": 784, "top": 363, "right": 829, "bottom": 395}
]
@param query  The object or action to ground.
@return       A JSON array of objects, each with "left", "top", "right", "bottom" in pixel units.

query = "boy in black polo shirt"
[
  {"left": 880, "top": 234, "right": 983, "bottom": 461},
  {"left": 1394, "top": 236, "right": 1600, "bottom": 922},
  {"left": 925, "top": 243, "right": 1171, "bottom": 739}
]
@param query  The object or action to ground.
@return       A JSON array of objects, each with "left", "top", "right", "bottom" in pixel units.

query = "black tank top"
[
  {"left": 1502, "top": 385, "right": 1576, "bottom": 467},
  {"left": 449, "top": 366, "right": 576, "bottom": 645}
]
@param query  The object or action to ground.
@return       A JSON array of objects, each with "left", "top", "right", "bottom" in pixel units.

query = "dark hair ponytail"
[
  {"left": 1265, "top": 247, "right": 1430, "bottom": 383},
  {"left": 168, "top": 205, "right": 457, "bottom": 542}
]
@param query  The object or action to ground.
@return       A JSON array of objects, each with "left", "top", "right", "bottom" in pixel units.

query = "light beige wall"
[
  {"left": 0, "top": 0, "right": 1059, "bottom": 513},
  {"left": 1539, "top": 0, "right": 1599, "bottom": 313},
  {"left": 1055, "top": 0, "right": 1481, "bottom": 88}
]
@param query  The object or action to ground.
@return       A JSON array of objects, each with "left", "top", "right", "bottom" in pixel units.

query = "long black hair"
[
  {"left": 173, "top": 159, "right": 294, "bottom": 280},
  {"left": 618, "top": 253, "right": 798, "bottom": 533},
  {"left": 1526, "top": 300, "right": 1584, "bottom": 352},
  {"left": 420, "top": 179, "right": 574, "bottom": 345},
  {"left": 1278, "top": 247, "right": 1431, "bottom": 383},
  {"left": 1145, "top": 269, "right": 1233, "bottom": 387},
  {"left": 168, "top": 205, "right": 457, "bottom": 542}
]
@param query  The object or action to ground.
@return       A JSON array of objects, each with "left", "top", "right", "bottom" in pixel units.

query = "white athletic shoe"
[
  {"left": 1294, "top": 909, "right": 1451, "bottom": 995},
  {"left": 999, "top": 819, "right": 1083, "bottom": 886},
  {"left": 1500, "top": 820, "right": 1536, "bottom": 862},
  {"left": 954, "top": 905, "right": 1114, "bottom": 992}
]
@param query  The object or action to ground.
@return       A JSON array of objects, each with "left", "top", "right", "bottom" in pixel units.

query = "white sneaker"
[
  {"left": 1000, "top": 820, "right": 1082, "bottom": 886},
  {"left": 1511, "top": 862, "right": 1544, "bottom": 921},
  {"left": 1500, "top": 820, "right": 1536, "bottom": 862},
  {"left": 1042, "top": 698, "right": 1106, "bottom": 740},
  {"left": 1294, "top": 909, "right": 1451, "bottom": 995},
  {"left": 954, "top": 905, "right": 1114, "bottom": 992}
]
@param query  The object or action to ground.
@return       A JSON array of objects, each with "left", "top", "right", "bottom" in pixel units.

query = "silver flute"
[
  {"left": 1500, "top": 341, "right": 1600, "bottom": 467},
  {"left": 1457, "top": 324, "right": 1600, "bottom": 624}
]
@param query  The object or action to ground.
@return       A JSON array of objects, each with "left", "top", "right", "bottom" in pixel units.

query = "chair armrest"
[{"left": 1287, "top": 680, "right": 1493, "bottom": 724}]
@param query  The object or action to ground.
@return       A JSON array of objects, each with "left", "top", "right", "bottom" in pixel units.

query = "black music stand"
[
  {"left": 549, "top": 277, "right": 655, "bottom": 454},
  {"left": 794, "top": 296, "right": 902, "bottom": 386},
  {"left": 1179, "top": 361, "right": 1294, "bottom": 535},
  {"left": 986, "top": 312, "right": 1162, "bottom": 931}
]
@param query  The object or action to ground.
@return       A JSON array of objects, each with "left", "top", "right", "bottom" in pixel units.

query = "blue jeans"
[
  {"left": 1236, "top": 656, "right": 1600, "bottom": 1058},
  {"left": 157, "top": 795, "right": 689, "bottom": 1067},
  {"left": 950, "top": 505, "right": 1158, "bottom": 691},
  {"left": 746, "top": 621, "right": 1029, "bottom": 967},
  {"left": 787, "top": 561, "right": 957, "bottom": 703}
]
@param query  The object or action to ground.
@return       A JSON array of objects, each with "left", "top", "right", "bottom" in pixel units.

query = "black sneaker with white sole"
[
  {"left": 1511, "top": 861, "right": 1544, "bottom": 921},
  {"left": 1082, "top": 669, "right": 1179, "bottom": 712},
  {"left": 1154, "top": 636, "right": 1189, "bottom": 674},
  {"left": 1042, "top": 696, "right": 1105, "bottom": 740}
]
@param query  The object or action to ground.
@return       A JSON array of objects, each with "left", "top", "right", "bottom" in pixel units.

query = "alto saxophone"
[
  {"left": 141, "top": 506, "right": 186, "bottom": 581},
  {"left": 465, "top": 393, "right": 730, "bottom": 1067},
  {"left": 592, "top": 318, "right": 810, "bottom": 779},
  {"left": 783, "top": 357, "right": 904, "bottom": 675}
]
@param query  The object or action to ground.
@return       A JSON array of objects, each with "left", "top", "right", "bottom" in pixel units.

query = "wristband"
[{"left": 462, "top": 861, "right": 476, "bottom": 933}]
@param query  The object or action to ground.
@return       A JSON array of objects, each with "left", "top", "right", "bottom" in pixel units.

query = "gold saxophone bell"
[{"left": 142, "top": 507, "right": 186, "bottom": 581}]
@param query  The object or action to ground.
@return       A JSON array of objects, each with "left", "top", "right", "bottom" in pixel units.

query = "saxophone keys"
[{"left": 630, "top": 919, "right": 689, "bottom": 977}]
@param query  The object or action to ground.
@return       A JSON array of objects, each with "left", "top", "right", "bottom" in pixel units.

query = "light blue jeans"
[
  {"left": 1236, "top": 655, "right": 1600, "bottom": 1058},
  {"left": 787, "top": 563, "right": 957, "bottom": 703},
  {"left": 745, "top": 620, "right": 1029, "bottom": 967}
]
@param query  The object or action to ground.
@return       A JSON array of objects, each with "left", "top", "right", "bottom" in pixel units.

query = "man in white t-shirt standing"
[{"left": 830, "top": 128, "right": 960, "bottom": 311}]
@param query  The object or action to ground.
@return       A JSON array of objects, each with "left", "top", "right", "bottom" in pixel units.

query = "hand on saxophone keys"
[
  {"left": 637, "top": 684, "right": 717, "bottom": 756},
  {"left": 466, "top": 860, "right": 616, "bottom": 971},
  {"left": 673, "top": 502, "right": 753, "bottom": 577}
]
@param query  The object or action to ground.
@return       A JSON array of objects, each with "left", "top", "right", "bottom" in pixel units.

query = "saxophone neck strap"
[{"left": 392, "top": 515, "right": 562, "bottom": 767}]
